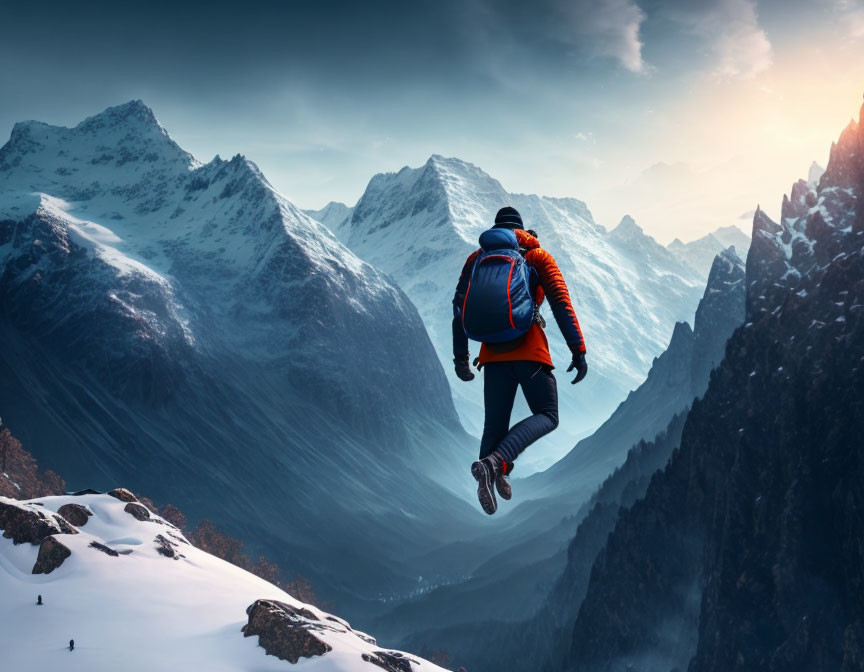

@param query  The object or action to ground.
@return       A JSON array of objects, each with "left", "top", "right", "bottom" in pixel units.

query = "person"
[{"left": 452, "top": 206, "right": 587, "bottom": 515}]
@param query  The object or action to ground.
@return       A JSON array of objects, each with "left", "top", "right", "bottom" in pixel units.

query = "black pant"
[{"left": 479, "top": 361, "right": 559, "bottom": 466}]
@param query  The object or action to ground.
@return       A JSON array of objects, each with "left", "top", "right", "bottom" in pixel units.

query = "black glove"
[
  {"left": 454, "top": 355, "right": 475, "bottom": 382},
  {"left": 567, "top": 353, "right": 588, "bottom": 384}
]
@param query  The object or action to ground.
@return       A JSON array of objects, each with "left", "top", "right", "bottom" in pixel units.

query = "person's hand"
[
  {"left": 567, "top": 353, "right": 588, "bottom": 384},
  {"left": 454, "top": 355, "right": 475, "bottom": 382}
]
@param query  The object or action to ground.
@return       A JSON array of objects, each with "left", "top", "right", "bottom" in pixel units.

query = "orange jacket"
[{"left": 451, "top": 229, "right": 586, "bottom": 368}]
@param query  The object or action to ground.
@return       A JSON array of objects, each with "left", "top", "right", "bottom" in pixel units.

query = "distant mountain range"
[
  {"left": 667, "top": 224, "right": 751, "bottom": 278},
  {"left": 307, "top": 158, "right": 716, "bottom": 469}
]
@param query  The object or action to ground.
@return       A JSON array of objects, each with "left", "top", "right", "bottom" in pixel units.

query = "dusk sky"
[{"left": 3, "top": 0, "right": 864, "bottom": 242}]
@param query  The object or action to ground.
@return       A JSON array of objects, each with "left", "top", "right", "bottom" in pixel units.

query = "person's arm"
[
  {"left": 527, "top": 248, "right": 586, "bottom": 355},
  {"left": 452, "top": 250, "right": 480, "bottom": 375}
]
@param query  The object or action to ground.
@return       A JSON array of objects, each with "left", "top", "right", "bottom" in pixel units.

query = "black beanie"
[{"left": 493, "top": 206, "right": 523, "bottom": 229}]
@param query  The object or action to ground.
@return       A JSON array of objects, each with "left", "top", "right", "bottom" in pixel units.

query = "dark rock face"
[
  {"left": 362, "top": 650, "right": 418, "bottom": 671},
  {"left": 32, "top": 535, "right": 72, "bottom": 574},
  {"left": 0, "top": 499, "right": 78, "bottom": 544},
  {"left": 108, "top": 488, "right": 138, "bottom": 503},
  {"left": 689, "top": 248, "right": 746, "bottom": 398},
  {"left": 88, "top": 541, "right": 119, "bottom": 557},
  {"left": 58, "top": 503, "right": 91, "bottom": 527},
  {"left": 123, "top": 502, "right": 150, "bottom": 521},
  {"left": 154, "top": 534, "right": 185, "bottom": 559},
  {"left": 527, "top": 247, "right": 745, "bottom": 505},
  {"left": 242, "top": 600, "right": 332, "bottom": 663},
  {"left": 565, "top": 103, "right": 864, "bottom": 672}
]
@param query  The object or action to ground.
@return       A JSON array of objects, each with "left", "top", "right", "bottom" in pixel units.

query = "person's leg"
[
  {"left": 478, "top": 362, "right": 519, "bottom": 460},
  {"left": 473, "top": 362, "right": 519, "bottom": 515},
  {"left": 493, "top": 362, "right": 559, "bottom": 466}
]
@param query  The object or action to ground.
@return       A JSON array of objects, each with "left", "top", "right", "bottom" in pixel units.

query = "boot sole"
[{"left": 471, "top": 461, "right": 498, "bottom": 515}]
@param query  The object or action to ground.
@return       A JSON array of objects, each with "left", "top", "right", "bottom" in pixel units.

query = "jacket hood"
[{"left": 514, "top": 228, "right": 540, "bottom": 250}]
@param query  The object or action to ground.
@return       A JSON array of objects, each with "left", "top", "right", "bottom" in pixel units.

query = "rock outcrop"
[
  {"left": 123, "top": 502, "right": 151, "bottom": 521},
  {"left": 32, "top": 535, "right": 72, "bottom": 574},
  {"left": 108, "top": 488, "right": 138, "bottom": 503},
  {"left": 58, "top": 503, "right": 91, "bottom": 527},
  {"left": 0, "top": 498, "right": 77, "bottom": 544},
  {"left": 362, "top": 650, "right": 419, "bottom": 671},
  {"left": 242, "top": 600, "right": 333, "bottom": 663}
]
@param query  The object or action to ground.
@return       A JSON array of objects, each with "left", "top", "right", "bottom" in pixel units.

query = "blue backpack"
[{"left": 461, "top": 228, "right": 536, "bottom": 343}]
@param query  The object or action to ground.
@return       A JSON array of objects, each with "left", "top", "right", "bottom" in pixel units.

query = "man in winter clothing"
[{"left": 452, "top": 206, "right": 587, "bottom": 515}]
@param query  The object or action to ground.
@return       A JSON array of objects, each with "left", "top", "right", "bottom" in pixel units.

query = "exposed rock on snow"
[
  {"left": 0, "top": 492, "right": 447, "bottom": 671},
  {"left": 154, "top": 533, "right": 184, "bottom": 559},
  {"left": 32, "top": 535, "right": 72, "bottom": 574},
  {"left": 107, "top": 488, "right": 138, "bottom": 503},
  {"left": 0, "top": 498, "right": 77, "bottom": 544},
  {"left": 58, "top": 502, "right": 91, "bottom": 527},
  {"left": 123, "top": 502, "right": 151, "bottom": 521},
  {"left": 243, "top": 599, "right": 333, "bottom": 663},
  {"left": 362, "top": 650, "right": 419, "bottom": 671},
  {"left": 88, "top": 541, "right": 119, "bottom": 557}
]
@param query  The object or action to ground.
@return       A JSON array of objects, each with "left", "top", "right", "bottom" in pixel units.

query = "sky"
[{"left": 1, "top": 0, "right": 863, "bottom": 243}]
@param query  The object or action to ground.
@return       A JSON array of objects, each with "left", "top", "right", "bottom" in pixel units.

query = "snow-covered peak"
[
  {"left": 305, "top": 201, "right": 354, "bottom": 237},
  {"left": 746, "top": 102, "right": 864, "bottom": 317},
  {"left": 334, "top": 155, "right": 704, "bottom": 459},
  {"left": 808, "top": 160, "right": 825, "bottom": 187},
  {"left": 0, "top": 492, "right": 446, "bottom": 671},
  {"left": 609, "top": 214, "right": 643, "bottom": 237},
  {"left": 1, "top": 100, "right": 196, "bottom": 189}
]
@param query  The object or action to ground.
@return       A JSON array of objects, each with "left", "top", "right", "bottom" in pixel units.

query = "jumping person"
[{"left": 452, "top": 206, "right": 587, "bottom": 515}]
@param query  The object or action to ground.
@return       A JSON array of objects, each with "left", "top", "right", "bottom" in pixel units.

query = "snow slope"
[
  {"left": 316, "top": 156, "right": 706, "bottom": 469},
  {"left": 0, "top": 492, "right": 445, "bottom": 672}
]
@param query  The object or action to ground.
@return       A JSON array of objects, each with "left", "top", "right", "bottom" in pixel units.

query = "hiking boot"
[
  {"left": 495, "top": 472, "right": 512, "bottom": 501},
  {"left": 471, "top": 453, "right": 504, "bottom": 515}
]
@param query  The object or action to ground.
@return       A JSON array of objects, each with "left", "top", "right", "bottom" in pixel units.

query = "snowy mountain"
[
  {"left": 667, "top": 225, "right": 751, "bottom": 278},
  {"left": 306, "top": 201, "right": 354, "bottom": 239},
  {"left": 315, "top": 156, "right": 706, "bottom": 467},
  {"left": 0, "top": 101, "right": 481, "bottom": 615},
  {"left": 0, "top": 491, "right": 446, "bottom": 672}
]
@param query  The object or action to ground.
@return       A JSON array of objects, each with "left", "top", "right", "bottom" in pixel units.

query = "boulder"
[
  {"left": 124, "top": 502, "right": 150, "bottom": 521},
  {"left": 154, "top": 534, "right": 185, "bottom": 559},
  {"left": 0, "top": 499, "right": 78, "bottom": 544},
  {"left": 107, "top": 488, "right": 138, "bottom": 503},
  {"left": 242, "top": 599, "right": 332, "bottom": 663},
  {"left": 362, "top": 650, "right": 418, "bottom": 672},
  {"left": 58, "top": 503, "right": 91, "bottom": 527},
  {"left": 89, "top": 541, "right": 119, "bottom": 557},
  {"left": 32, "top": 535, "right": 71, "bottom": 574}
]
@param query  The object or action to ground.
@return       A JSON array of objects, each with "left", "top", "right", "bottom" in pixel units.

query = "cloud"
[
  {"left": 835, "top": 0, "right": 864, "bottom": 38},
  {"left": 475, "top": 0, "right": 649, "bottom": 74},
  {"left": 569, "top": 0, "right": 649, "bottom": 74},
  {"left": 666, "top": 0, "right": 773, "bottom": 79},
  {"left": 711, "top": 0, "right": 773, "bottom": 78}
]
